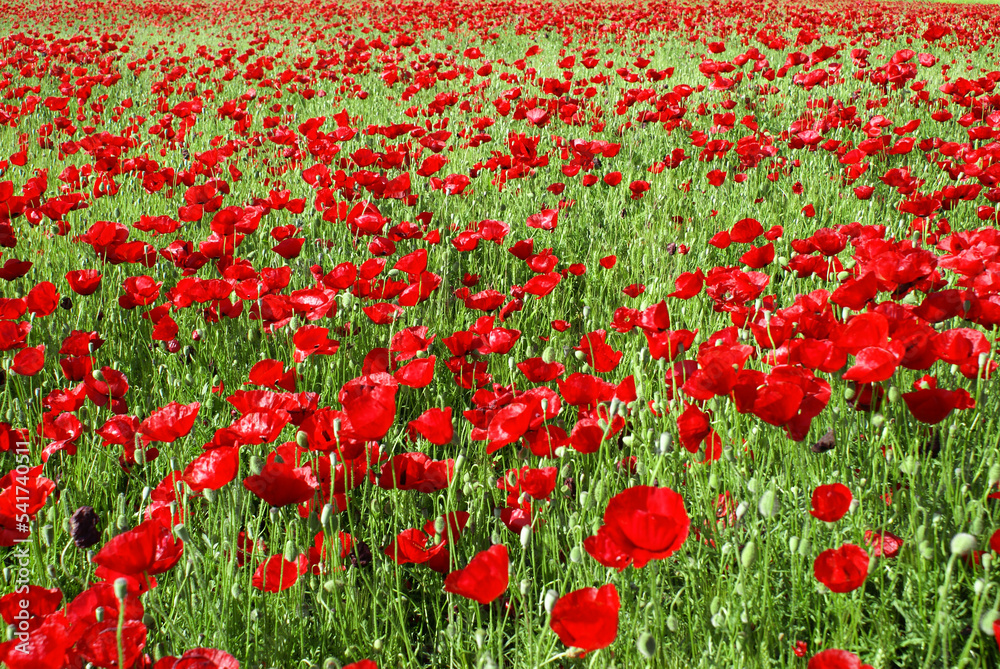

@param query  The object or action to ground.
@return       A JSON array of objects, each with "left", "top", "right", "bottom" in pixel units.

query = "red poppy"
[
  {"left": 139, "top": 402, "right": 200, "bottom": 443},
  {"left": 407, "top": 407, "right": 454, "bottom": 445},
  {"left": 808, "top": 649, "right": 873, "bottom": 669},
  {"left": 443, "top": 544, "right": 509, "bottom": 604},
  {"left": 243, "top": 459, "right": 319, "bottom": 507},
  {"left": 342, "top": 661, "right": 378, "bottom": 669},
  {"left": 814, "top": 544, "right": 869, "bottom": 593},
  {"left": 384, "top": 528, "right": 446, "bottom": 565},
  {"left": 10, "top": 345, "right": 44, "bottom": 376},
  {"left": 810, "top": 484, "right": 852, "bottom": 522},
  {"left": 184, "top": 447, "right": 239, "bottom": 492},
  {"left": 864, "top": 530, "right": 903, "bottom": 558},
  {"left": 152, "top": 648, "right": 240, "bottom": 669},
  {"left": 65, "top": 270, "right": 103, "bottom": 296},
  {"left": 902, "top": 387, "right": 975, "bottom": 424},
  {"left": 92, "top": 517, "right": 184, "bottom": 589},
  {"left": 252, "top": 555, "right": 299, "bottom": 592},
  {"left": 549, "top": 584, "right": 620, "bottom": 654},
  {"left": 378, "top": 452, "right": 454, "bottom": 493},
  {"left": 339, "top": 373, "right": 398, "bottom": 441},
  {"left": 599, "top": 486, "right": 689, "bottom": 568}
]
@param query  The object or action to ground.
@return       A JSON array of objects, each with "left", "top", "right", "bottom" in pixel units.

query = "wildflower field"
[{"left": 2, "top": 0, "right": 1000, "bottom": 667}]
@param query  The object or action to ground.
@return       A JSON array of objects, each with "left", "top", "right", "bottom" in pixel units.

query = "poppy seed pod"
[
  {"left": 950, "top": 533, "right": 976, "bottom": 557},
  {"left": 113, "top": 577, "right": 129, "bottom": 601}
]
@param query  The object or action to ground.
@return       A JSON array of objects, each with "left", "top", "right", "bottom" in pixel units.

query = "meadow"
[{"left": 1, "top": 0, "right": 1000, "bottom": 667}]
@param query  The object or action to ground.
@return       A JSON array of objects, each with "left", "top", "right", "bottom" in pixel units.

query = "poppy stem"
[
  {"left": 116, "top": 602, "right": 125, "bottom": 669},
  {"left": 921, "top": 553, "right": 956, "bottom": 669}
]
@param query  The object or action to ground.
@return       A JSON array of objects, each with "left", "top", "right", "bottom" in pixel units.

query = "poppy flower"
[
  {"left": 583, "top": 526, "right": 633, "bottom": 571},
  {"left": 243, "top": 459, "right": 319, "bottom": 507},
  {"left": 76, "top": 618, "right": 148, "bottom": 669},
  {"left": 808, "top": 649, "right": 873, "bottom": 669},
  {"left": 865, "top": 530, "right": 903, "bottom": 558},
  {"left": 384, "top": 528, "right": 446, "bottom": 565},
  {"left": 549, "top": 584, "right": 620, "bottom": 654},
  {"left": 138, "top": 402, "right": 200, "bottom": 443},
  {"left": 443, "top": 544, "right": 509, "bottom": 604},
  {"left": 814, "top": 544, "right": 869, "bottom": 593},
  {"left": 10, "top": 345, "right": 44, "bottom": 376},
  {"left": 184, "top": 447, "right": 239, "bottom": 492},
  {"left": 902, "top": 387, "right": 975, "bottom": 424},
  {"left": 92, "top": 517, "right": 184, "bottom": 589},
  {"left": 407, "top": 407, "right": 454, "bottom": 445},
  {"left": 338, "top": 373, "right": 398, "bottom": 441},
  {"left": 252, "top": 555, "right": 299, "bottom": 592},
  {"left": 600, "top": 486, "right": 689, "bottom": 568},
  {"left": 153, "top": 648, "right": 240, "bottom": 669},
  {"left": 66, "top": 269, "right": 103, "bottom": 296},
  {"left": 810, "top": 484, "right": 852, "bottom": 522}
]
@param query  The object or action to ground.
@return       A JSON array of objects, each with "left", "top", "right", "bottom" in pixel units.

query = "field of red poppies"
[{"left": 2, "top": 0, "right": 1000, "bottom": 667}]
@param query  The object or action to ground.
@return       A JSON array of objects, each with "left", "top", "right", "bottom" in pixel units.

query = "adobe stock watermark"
[{"left": 10, "top": 438, "right": 33, "bottom": 655}]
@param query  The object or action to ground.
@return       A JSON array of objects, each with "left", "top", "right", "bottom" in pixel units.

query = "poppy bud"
[
  {"left": 887, "top": 386, "right": 900, "bottom": 403},
  {"left": 94, "top": 606, "right": 105, "bottom": 623},
  {"left": 544, "top": 590, "right": 559, "bottom": 615},
  {"left": 978, "top": 609, "right": 999, "bottom": 634},
  {"left": 40, "top": 524, "right": 54, "bottom": 546},
  {"left": 950, "top": 533, "right": 976, "bottom": 557},
  {"left": 789, "top": 536, "right": 799, "bottom": 553},
  {"left": 91, "top": 369, "right": 106, "bottom": 383},
  {"left": 249, "top": 455, "right": 265, "bottom": 475},
  {"left": 270, "top": 507, "right": 281, "bottom": 524},
  {"left": 757, "top": 489, "right": 778, "bottom": 517},
  {"left": 574, "top": 350, "right": 586, "bottom": 361},
  {"left": 519, "top": 525, "right": 532, "bottom": 548},
  {"left": 113, "top": 577, "right": 129, "bottom": 602},
  {"left": 174, "top": 524, "right": 192, "bottom": 544},
  {"left": 989, "top": 463, "right": 1000, "bottom": 486},
  {"left": 741, "top": 542, "right": 757, "bottom": 568},
  {"left": 284, "top": 540, "right": 298, "bottom": 562},
  {"left": 542, "top": 346, "right": 556, "bottom": 363},
  {"left": 116, "top": 514, "right": 130, "bottom": 532},
  {"left": 637, "top": 632, "right": 656, "bottom": 658}
]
